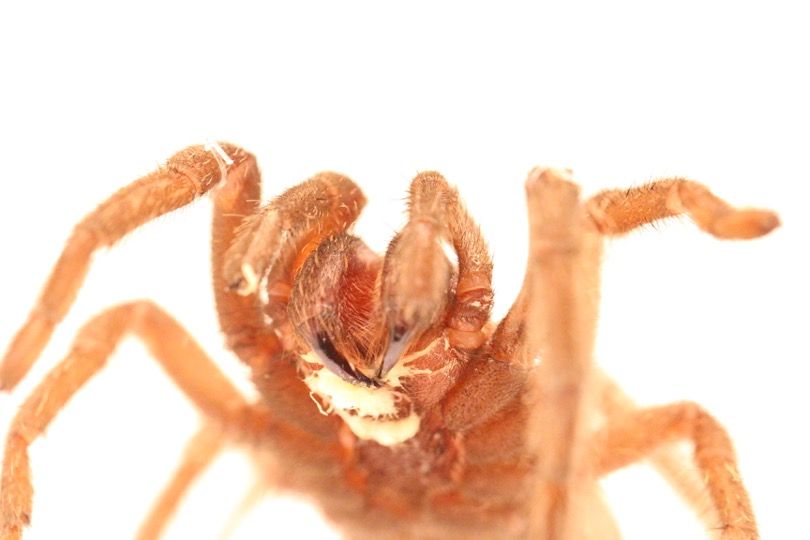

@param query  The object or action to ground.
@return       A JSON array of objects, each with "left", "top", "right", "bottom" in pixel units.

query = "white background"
[{"left": 0, "top": 1, "right": 807, "bottom": 539}]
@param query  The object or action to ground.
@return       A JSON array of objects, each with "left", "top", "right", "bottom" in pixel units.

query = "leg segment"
[
  {"left": 497, "top": 175, "right": 780, "bottom": 366},
  {"left": 408, "top": 172, "right": 494, "bottom": 339},
  {"left": 597, "top": 372, "right": 716, "bottom": 527},
  {"left": 379, "top": 172, "right": 493, "bottom": 375},
  {"left": 493, "top": 173, "right": 772, "bottom": 538},
  {"left": 0, "top": 301, "right": 251, "bottom": 539},
  {"left": 585, "top": 179, "right": 779, "bottom": 239},
  {"left": 593, "top": 402, "right": 758, "bottom": 539},
  {"left": 210, "top": 146, "right": 282, "bottom": 372},
  {"left": 0, "top": 143, "right": 248, "bottom": 390},
  {"left": 489, "top": 168, "right": 603, "bottom": 368},
  {"left": 136, "top": 423, "right": 224, "bottom": 540},
  {"left": 221, "top": 172, "right": 366, "bottom": 349},
  {"left": 497, "top": 168, "right": 604, "bottom": 540}
]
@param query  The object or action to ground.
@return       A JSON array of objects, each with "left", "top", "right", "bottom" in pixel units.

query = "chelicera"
[{"left": 0, "top": 143, "right": 778, "bottom": 539}]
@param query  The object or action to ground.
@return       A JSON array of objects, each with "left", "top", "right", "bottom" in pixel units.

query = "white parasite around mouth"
[{"left": 301, "top": 339, "right": 440, "bottom": 446}]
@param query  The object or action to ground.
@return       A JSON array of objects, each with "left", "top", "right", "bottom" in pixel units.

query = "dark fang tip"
[
  {"left": 391, "top": 324, "right": 407, "bottom": 342},
  {"left": 314, "top": 331, "right": 377, "bottom": 387},
  {"left": 378, "top": 324, "right": 413, "bottom": 378}
]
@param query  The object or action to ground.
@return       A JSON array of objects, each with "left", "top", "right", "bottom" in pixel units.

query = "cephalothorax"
[{"left": 0, "top": 143, "right": 778, "bottom": 539}]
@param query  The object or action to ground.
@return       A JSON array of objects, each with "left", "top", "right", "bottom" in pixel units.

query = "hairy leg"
[
  {"left": 593, "top": 402, "right": 758, "bottom": 539},
  {"left": 585, "top": 178, "right": 779, "bottom": 239},
  {"left": 379, "top": 171, "right": 493, "bottom": 375},
  {"left": 508, "top": 168, "right": 603, "bottom": 540},
  {"left": 0, "top": 301, "right": 253, "bottom": 539},
  {"left": 597, "top": 372, "right": 716, "bottom": 526},
  {"left": 0, "top": 143, "right": 248, "bottom": 390},
  {"left": 216, "top": 479, "right": 269, "bottom": 540},
  {"left": 495, "top": 175, "right": 779, "bottom": 367},
  {"left": 582, "top": 177, "right": 777, "bottom": 536},
  {"left": 486, "top": 167, "right": 602, "bottom": 368},
  {"left": 211, "top": 150, "right": 342, "bottom": 439},
  {"left": 490, "top": 173, "right": 776, "bottom": 538},
  {"left": 209, "top": 146, "right": 282, "bottom": 372},
  {"left": 136, "top": 423, "right": 224, "bottom": 540}
]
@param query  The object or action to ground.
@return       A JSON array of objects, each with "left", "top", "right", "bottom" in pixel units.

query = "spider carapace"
[{"left": 0, "top": 143, "right": 778, "bottom": 539}]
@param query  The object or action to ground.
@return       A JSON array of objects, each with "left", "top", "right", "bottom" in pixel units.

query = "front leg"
[
  {"left": 0, "top": 144, "right": 252, "bottom": 390},
  {"left": 507, "top": 168, "right": 603, "bottom": 540},
  {"left": 585, "top": 178, "right": 779, "bottom": 239}
]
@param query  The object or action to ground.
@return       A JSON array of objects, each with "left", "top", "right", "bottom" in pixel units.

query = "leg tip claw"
[{"left": 713, "top": 209, "right": 780, "bottom": 240}]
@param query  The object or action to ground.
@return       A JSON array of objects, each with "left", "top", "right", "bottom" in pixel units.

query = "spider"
[{"left": 0, "top": 143, "right": 779, "bottom": 540}]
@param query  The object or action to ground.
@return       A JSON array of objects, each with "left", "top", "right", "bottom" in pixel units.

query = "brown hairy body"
[{"left": 0, "top": 144, "right": 778, "bottom": 539}]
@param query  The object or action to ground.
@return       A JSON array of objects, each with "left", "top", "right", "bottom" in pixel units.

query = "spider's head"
[
  {"left": 289, "top": 226, "right": 453, "bottom": 387},
  {"left": 286, "top": 231, "right": 457, "bottom": 445}
]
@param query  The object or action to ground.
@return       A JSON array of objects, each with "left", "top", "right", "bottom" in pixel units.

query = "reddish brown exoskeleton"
[{"left": 0, "top": 143, "right": 778, "bottom": 539}]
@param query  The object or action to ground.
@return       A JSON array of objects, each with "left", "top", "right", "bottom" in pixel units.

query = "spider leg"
[
  {"left": 597, "top": 372, "right": 716, "bottom": 528},
  {"left": 585, "top": 178, "right": 779, "bottom": 239},
  {"left": 215, "top": 478, "right": 268, "bottom": 540},
  {"left": 494, "top": 168, "right": 602, "bottom": 540},
  {"left": 0, "top": 301, "right": 260, "bottom": 539},
  {"left": 581, "top": 179, "right": 775, "bottom": 537},
  {"left": 593, "top": 402, "right": 758, "bottom": 539},
  {"left": 209, "top": 149, "right": 281, "bottom": 371},
  {"left": 136, "top": 423, "right": 224, "bottom": 540},
  {"left": 0, "top": 144, "right": 251, "bottom": 390},
  {"left": 486, "top": 167, "right": 602, "bottom": 370},
  {"left": 378, "top": 172, "right": 493, "bottom": 375},
  {"left": 220, "top": 172, "right": 366, "bottom": 349}
]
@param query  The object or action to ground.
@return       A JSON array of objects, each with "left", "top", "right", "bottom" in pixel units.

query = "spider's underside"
[{"left": 0, "top": 143, "right": 778, "bottom": 539}]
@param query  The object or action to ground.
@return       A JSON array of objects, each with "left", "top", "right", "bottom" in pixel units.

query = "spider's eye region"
[{"left": 313, "top": 331, "right": 377, "bottom": 387}]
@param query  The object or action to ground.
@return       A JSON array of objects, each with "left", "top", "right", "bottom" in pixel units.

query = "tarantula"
[{"left": 0, "top": 143, "right": 778, "bottom": 539}]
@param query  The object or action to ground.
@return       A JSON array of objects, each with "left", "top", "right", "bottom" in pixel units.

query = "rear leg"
[
  {"left": 136, "top": 423, "right": 225, "bottom": 540},
  {"left": 0, "top": 301, "right": 258, "bottom": 539},
  {"left": 597, "top": 372, "right": 716, "bottom": 527},
  {"left": 593, "top": 402, "right": 757, "bottom": 539}
]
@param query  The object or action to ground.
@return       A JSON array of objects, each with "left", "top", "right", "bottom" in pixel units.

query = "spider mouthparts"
[
  {"left": 312, "top": 331, "right": 377, "bottom": 387},
  {"left": 377, "top": 325, "right": 414, "bottom": 378},
  {"left": 237, "top": 263, "right": 260, "bottom": 295}
]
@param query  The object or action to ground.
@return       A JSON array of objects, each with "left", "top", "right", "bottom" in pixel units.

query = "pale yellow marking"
[
  {"left": 304, "top": 362, "right": 400, "bottom": 417},
  {"left": 204, "top": 140, "right": 234, "bottom": 165},
  {"left": 301, "top": 337, "right": 444, "bottom": 446},
  {"left": 337, "top": 409, "right": 421, "bottom": 447},
  {"left": 239, "top": 262, "right": 259, "bottom": 296},
  {"left": 308, "top": 391, "right": 332, "bottom": 416},
  {"left": 204, "top": 140, "right": 234, "bottom": 190}
]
